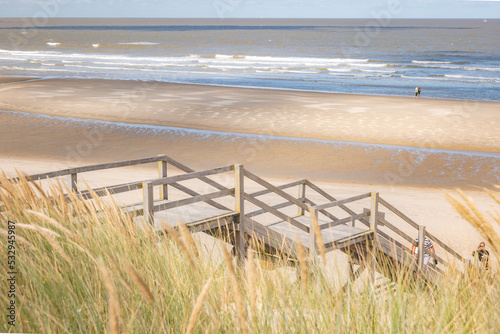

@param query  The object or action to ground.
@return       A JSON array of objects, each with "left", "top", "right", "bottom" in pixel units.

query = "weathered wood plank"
[
  {"left": 154, "top": 189, "right": 235, "bottom": 212},
  {"left": 314, "top": 192, "right": 372, "bottom": 211},
  {"left": 244, "top": 169, "right": 309, "bottom": 213},
  {"left": 185, "top": 211, "right": 238, "bottom": 233},
  {"left": 247, "top": 201, "right": 295, "bottom": 218},
  {"left": 319, "top": 212, "right": 369, "bottom": 231},
  {"left": 169, "top": 182, "right": 230, "bottom": 211},
  {"left": 378, "top": 197, "right": 420, "bottom": 229},
  {"left": 244, "top": 193, "right": 309, "bottom": 233},
  {"left": 303, "top": 198, "right": 339, "bottom": 223},
  {"left": 379, "top": 197, "right": 464, "bottom": 263},
  {"left": 25, "top": 155, "right": 166, "bottom": 181},
  {"left": 76, "top": 181, "right": 143, "bottom": 200},
  {"left": 244, "top": 218, "right": 298, "bottom": 259},
  {"left": 424, "top": 230, "right": 465, "bottom": 262},
  {"left": 248, "top": 179, "right": 306, "bottom": 198},
  {"left": 164, "top": 156, "right": 229, "bottom": 192},
  {"left": 305, "top": 180, "right": 359, "bottom": 216},
  {"left": 150, "top": 165, "right": 234, "bottom": 186},
  {"left": 324, "top": 230, "right": 373, "bottom": 251}
]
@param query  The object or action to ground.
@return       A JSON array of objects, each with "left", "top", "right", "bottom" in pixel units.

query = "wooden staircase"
[{"left": 16, "top": 154, "right": 466, "bottom": 284}]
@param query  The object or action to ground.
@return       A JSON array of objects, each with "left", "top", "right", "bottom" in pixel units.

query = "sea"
[{"left": 0, "top": 18, "right": 499, "bottom": 101}]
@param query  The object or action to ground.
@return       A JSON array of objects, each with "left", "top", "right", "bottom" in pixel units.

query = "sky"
[{"left": 0, "top": 0, "right": 499, "bottom": 19}]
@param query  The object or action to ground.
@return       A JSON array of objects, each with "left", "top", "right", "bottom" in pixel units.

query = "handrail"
[
  {"left": 150, "top": 165, "right": 235, "bottom": 186},
  {"left": 305, "top": 180, "right": 360, "bottom": 217},
  {"left": 19, "top": 155, "right": 167, "bottom": 182},
  {"left": 154, "top": 189, "right": 235, "bottom": 212},
  {"left": 244, "top": 193, "right": 309, "bottom": 233},
  {"left": 164, "top": 156, "right": 230, "bottom": 192},
  {"left": 248, "top": 179, "right": 306, "bottom": 198},
  {"left": 243, "top": 169, "right": 310, "bottom": 213},
  {"left": 313, "top": 193, "right": 372, "bottom": 211},
  {"left": 378, "top": 196, "right": 465, "bottom": 264},
  {"left": 319, "top": 212, "right": 369, "bottom": 230}
]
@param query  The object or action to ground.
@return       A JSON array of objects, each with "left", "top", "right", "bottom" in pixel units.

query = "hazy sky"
[{"left": 0, "top": 0, "right": 499, "bottom": 19}]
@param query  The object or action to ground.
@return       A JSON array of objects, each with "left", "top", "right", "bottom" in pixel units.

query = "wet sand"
[
  {"left": 0, "top": 78, "right": 499, "bottom": 153},
  {"left": 0, "top": 77, "right": 499, "bottom": 263}
]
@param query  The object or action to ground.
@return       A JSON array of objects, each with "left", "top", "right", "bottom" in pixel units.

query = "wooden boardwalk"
[{"left": 17, "top": 154, "right": 466, "bottom": 284}]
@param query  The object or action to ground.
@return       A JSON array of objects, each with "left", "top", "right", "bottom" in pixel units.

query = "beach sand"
[
  {"left": 0, "top": 77, "right": 499, "bottom": 263},
  {"left": 0, "top": 78, "right": 499, "bottom": 153}
]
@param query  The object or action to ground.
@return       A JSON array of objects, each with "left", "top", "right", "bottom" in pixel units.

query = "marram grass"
[{"left": 0, "top": 174, "right": 499, "bottom": 333}]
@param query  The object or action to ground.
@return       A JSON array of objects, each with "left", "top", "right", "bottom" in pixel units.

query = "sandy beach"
[{"left": 0, "top": 77, "right": 499, "bottom": 262}]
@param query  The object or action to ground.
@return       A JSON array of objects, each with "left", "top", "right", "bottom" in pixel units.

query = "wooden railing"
[{"left": 6, "top": 154, "right": 466, "bottom": 274}]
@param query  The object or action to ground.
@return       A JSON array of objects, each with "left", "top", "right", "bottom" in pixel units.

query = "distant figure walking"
[
  {"left": 412, "top": 236, "right": 436, "bottom": 266},
  {"left": 472, "top": 242, "right": 489, "bottom": 272},
  {"left": 415, "top": 86, "right": 421, "bottom": 98}
]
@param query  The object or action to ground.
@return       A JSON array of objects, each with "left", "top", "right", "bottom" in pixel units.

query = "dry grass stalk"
[
  {"left": 246, "top": 250, "right": 256, "bottom": 315},
  {"left": 222, "top": 245, "right": 249, "bottom": 334},
  {"left": 177, "top": 222, "right": 199, "bottom": 258},
  {"left": 98, "top": 258, "right": 122, "bottom": 334},
  {"left": 295, "top": 235, "right": 308, "bottom": 290},
  {"left": 0, "top": 228, "right": 36, "bottom": 251},
  {"left": 161, "top": 222, "right": 196, "bottom": 268},
  {"left": 26, "top": 209, "right": 79, "bottom": 240},
  {"left": 446, "top": 190, "right": 500, "bottom": 255},
  {"left": 307, "top": 204, "right": 326, "bottom": 264},
  {"left": 16, "top": 223, "right": 73, "bottom": 265},
  {"left": 185, "top": 278, "right": 212, "bottom": 334},
  {"left": 121, "top": 258, "right": 155, "bottom": 304}
]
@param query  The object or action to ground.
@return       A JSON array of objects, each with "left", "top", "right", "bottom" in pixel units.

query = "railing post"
[
  {"left": 369, "top": 192, "right": 379, "bottom": 282},
  {"left": 298, "top": 182, "right": 306, "bottom": 216},
  {"left": 158, "top": 156, "right": 168, "bottom": 200},
  {"left": 309, "top": 209, "right": 318, "bottom": 261},
  {"left": 369, "top": 192, "right": 379, "bottom": 234},
  {"left": 418, "top": 225, "right": 425, "bottom": 269},
  {"left": 68, "top": 173, "right": 78, "bottom": 192},
  {"left": 143, "top": 181, "right": 154, "bottom": 226},
  {"left": 234, "top": 164, "right": 246, "bottom": 262}
]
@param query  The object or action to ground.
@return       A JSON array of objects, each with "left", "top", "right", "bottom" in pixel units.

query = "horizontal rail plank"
[
  {"left": 24, "top": 155, "right": 167, "bottom": 181},
  {"left": 314, "top": 193, "right": 372, "bottom": 211},
  {"left": 76, "top": 181, "right": 143, "bottom": 200},
  {"left": 378, "top": 217, "right": 416, "bottom": 245},
  {"left": 325, "top": 230, "right": 373, "bottom": 251},
  {"left": 169, "top": 182, "right": 230, "bottom": 211},
  {"left": 244, "top": 169, "right": 309, "bottom": 212},
  {"left": 319, "top": 212, "right": 369, "bottom": 230},
  {"left": 424, "top": 230, "right": 465, "bottom": 262},
  {"left": 248, "top": 179, "right": 306, "bottom": 198},
  {"left": 303, "top": 198, "right": 339, "bottom": 222},
  {"left": 151, "top": 165, "right": 234, "bottom": 187},
  {"left": 378, "top": 197, "right": 420, "bottom": 230},
  {"left": 154, "top": 188, "right": 235, "bottom": 212},
  {"left": 164, "top": 156, "right": 229, "bottom": 192},
  {"left": 247, "top": 201, "right": 295, "bottom": 218},
  {"left": 379, "top": 197, "right": 464, "bottom": 262},
  {"left": 305, "top": 180, "right": 359, "bottom": 216},
  {"left": 244, "top": 193, "right": 309, "bottom": 233}
]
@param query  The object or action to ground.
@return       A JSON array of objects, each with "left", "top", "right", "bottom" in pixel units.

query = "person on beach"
[
  {"left": 415, "top": 86, "right": 421, "bottom": 98},
  {"left": 412, "top": 236, "right": 437, "bottom": 266},
  {"left": 472, "top": 242, "right": 489, "bottom": 272}
]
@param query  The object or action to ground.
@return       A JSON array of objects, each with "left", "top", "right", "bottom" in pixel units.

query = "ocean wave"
[
  {"left": 46, "top": 42, "right": 61, "bottom": 46},
  {"left": 117, "top": 42, "right": 160, "bottom": 46},
  {"left": 412, "top": 60, "right": 453, "bottom": 64},
  {"left": 445, "top": 74, "right": 496, "bottom": 81},
  {"left": 464, "top": 66, "right": 500, "bottom": 72}
]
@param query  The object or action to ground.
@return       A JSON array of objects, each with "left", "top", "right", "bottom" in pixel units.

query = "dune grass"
[{"left": 0, "top": 174, "right": 499, "bottom": 333}]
